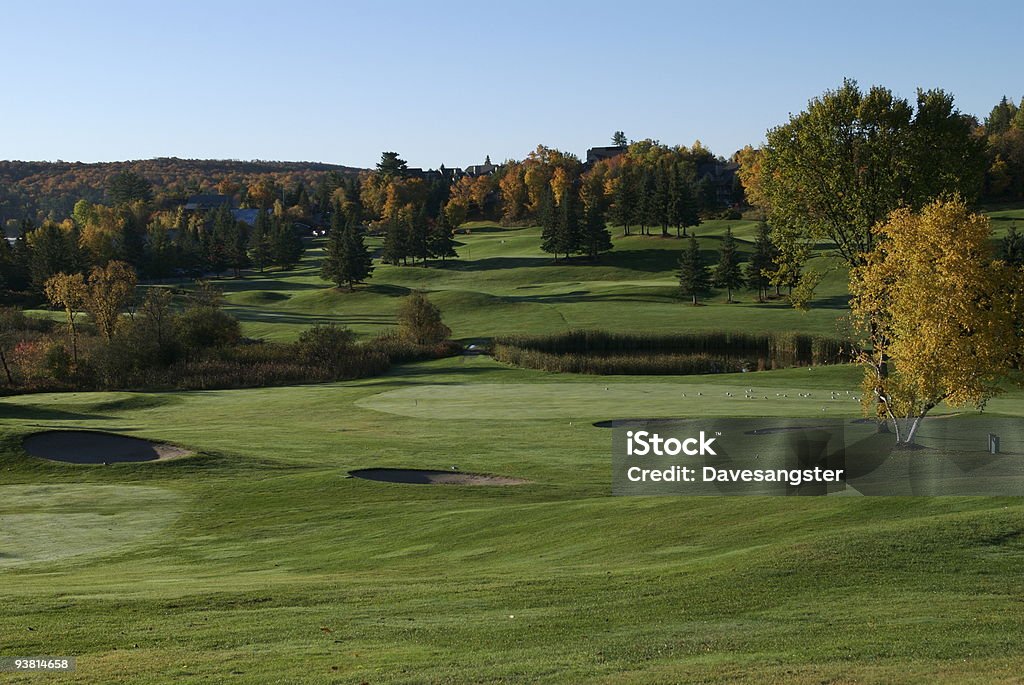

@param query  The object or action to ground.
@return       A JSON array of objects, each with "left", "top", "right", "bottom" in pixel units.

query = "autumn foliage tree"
[
  {"left": 44, "top": 271, "right": 88, "bottom": 363},
  {"left": 850, "top": 198, "right": 1015, "bottom": 445},
  {"left": 84, "top": 260, "right": 138, "bottom": 340},
  {"left": 397, "top": 291, "right": 450, "bottom": 345},
  {"left": 748, "top": 79, "right": 987, "bottom": 307}
]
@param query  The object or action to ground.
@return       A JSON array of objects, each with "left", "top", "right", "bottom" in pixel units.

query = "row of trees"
[
  {"left": 676, "top": 224, "right": 781, "bottom": 305},
  {"left": 983, "top": 96, "right": 1024, "bottom": 200},
  {"left": 0, "top": 177, "right": 307, "bottom": 303}
]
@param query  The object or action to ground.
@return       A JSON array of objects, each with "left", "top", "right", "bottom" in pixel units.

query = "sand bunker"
[
  {"left": 23, "top": 431, "right": 191, "bottom": 464},
  {"left": 349, "top": 468, "right": 527, "bottom": 486}
]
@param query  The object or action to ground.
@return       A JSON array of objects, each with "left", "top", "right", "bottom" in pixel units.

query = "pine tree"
[
  {"left": 637, "top": 168, "right": 657, "bottom": 235},
  {"left": 270, "top": 215, "right": 303, "bottom": 269},
  {"left": 669, "top": 164, "right": 700, "bottom": 237},
  {"left": 712, "top": 227, "right": 744, "bottom": 302},
  {"left": 407, "top": 205, "right": 430, "bottom": 265},
  {"left": 428, "top": 210, "right": 457, "bottom": 262},
  {"left": 538, "top": 187, "right": 561, "bottom": 259},
  {"left": 745, "top": 221, "right": 777, "bottom": 302},
  {"left": 610, "top": 165, "right": 639, "bottom": 235},
  {"left": 248, "top": 208, "right": 273, "bottom": 271},
  {"left": 322, "top": 213, "right": 373, "bottom": 290},
  {"left": 1001, "top": 224, "right": 1024, "bottom": 266},
  {"left": 381, "top": 216, "right": 407, "bottom": 265},
  {"left": 678, "top": 235, "right": 710, "bottom": 305},
  {"left": 581, "top": 204, "right": 612, "bottom": 259}
]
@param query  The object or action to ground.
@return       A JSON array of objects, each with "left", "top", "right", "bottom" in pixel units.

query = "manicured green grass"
[
  {"left": 208, "top": 219, "right": 854, "bottom": 342},
  {"left": 3, "top": 357, "right": 1024, "bottom": 683},
  {"left": 6, "top": 211, "right": 1024, "bottom": 682}
]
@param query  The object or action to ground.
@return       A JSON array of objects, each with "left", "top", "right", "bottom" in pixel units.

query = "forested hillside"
[{"left": 0, "top": 158, "right": 362, "bottom": 225}]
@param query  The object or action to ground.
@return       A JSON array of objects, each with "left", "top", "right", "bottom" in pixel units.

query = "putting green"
[
  {"left": 357, "top": 381, "right": 867, "bottom": 420},
  {"left": 0, "top": 485, "right": 183, "bottom": 568}
]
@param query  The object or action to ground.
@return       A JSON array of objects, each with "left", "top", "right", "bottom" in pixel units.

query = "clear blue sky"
[{"left": 3, "top": 0, "right": 1022, "bottom": 169}]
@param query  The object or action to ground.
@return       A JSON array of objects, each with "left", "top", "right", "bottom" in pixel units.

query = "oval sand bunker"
[
  {"left": 23, "top": 431, "right": 191, "bottom": 464},
  {"left": 349, "top": 468, "right": 527, "bottom": 486}
]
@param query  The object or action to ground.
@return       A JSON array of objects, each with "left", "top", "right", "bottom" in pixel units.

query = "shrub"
[
  {"left": 294, "top": 324, "right": 357, "bottom": 375},
  {"left": 397, "top": 292, "right": 451, "bottom": 345},
  {"left": 492, "top": 330, "right": 851, "bottom": 376},
  {"left": 177, "top": 306, "right": 241, "bottom": 353}
]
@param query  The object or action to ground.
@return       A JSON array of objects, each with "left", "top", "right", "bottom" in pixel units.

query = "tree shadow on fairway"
[
  {"left": 378, "top": 365, "right": 504, "bottom": 382},
  {"left": 227, "top": 310, "right": 394, "bottom": 327},
  {"left": 508, "top": 290, "right": 676, "bottom": 305},
  {"left": 604, "top": 249, "right": 688, "bottom": 273},
  {"left": 362, "top": 284, "right": 413, "bottom": 297},
  {"left": 0, "top": 404, "right": 112, "bottom": 422},
  {"left": 447, "top": 257, "right": 556, "bottom": 272},
  {"left": 215, "top": 278, "right": 321, "bottom": 293}
]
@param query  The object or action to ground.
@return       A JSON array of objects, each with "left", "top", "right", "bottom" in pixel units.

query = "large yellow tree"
[
  {"left": 43, "top": 272, "right": 88, "bottom": 363},
  {"left": 850, "top": 198, "right": 1016, "bottom": 445},
  {"left": 84, "top": 260, "right": 138, "bottom": 340}
]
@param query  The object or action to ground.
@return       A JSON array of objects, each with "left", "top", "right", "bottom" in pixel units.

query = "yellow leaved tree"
[{"left": 850, "top": 198, "right": 1016, "bottom": 445}]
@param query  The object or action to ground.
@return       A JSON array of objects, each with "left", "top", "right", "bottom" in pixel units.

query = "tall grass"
[{"left": 491, "top": 330, "right": 851, "bottom": 375}]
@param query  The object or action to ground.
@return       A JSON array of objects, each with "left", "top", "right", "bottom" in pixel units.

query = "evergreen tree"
[
  {"left": 745, "top": 221, "right": 777, "bottom": 302},
  {"left": 1001, "top": 224, "right": 1024, "bottom": 266},
  {"left": 668, "top": 164, "right": 700, "bottom": 237},
  {"left": 653, "top": 163, "right": 671, "bottom": 236},
  {"left": 985, "top": 96, "right": 1019, "bottom": 135},
  {"left": 581, "top": 203, "right": 612, "bottom": 259},
  {"left": 610, "top": 166, "right": 639, "bottom": 235},
  {"left": 556, "top": 188, "right": 582, "bottom": 259},
  {"left": 322, "top": 213, "right": 373, "bottom": 290},
  {"left": 712, "top": 227, "right": 744, "bottom": 302},
  {"left": 206, "top": 206, "right": 234, "bottom": 276},
  {"left": 107, "top": 171, "right": 154, "bottom": 205},
  {"left": 540, "top": 187, "right": 581, "bottom": 260},
  {"left": 248, "top": 208, "right": 273, "bottom": 272},
  {"left": 29, "top": 222, "right": 81, "bottom": 292},
  {"left": 5, "top": 221, "right": 32, "bottom": 292},
  {"left": 696, "top": 177, "right": 718, "bottom": 215},
  {"left": 381, "top": 216, "right": 407, "bottom": 265},
  {"left": 678, "top": 235, "right": 710, "bottom": 305},
  {"left": 0, "top": 236, "right": 13, "bottom": 291},
  {"left": 270, "top": 215, "right": 303, "bottom": 269},
  {"left": 144, "top": 223, "right": 176, "bottom": 280},
  {"left": 428, "top": 209, "right": 457, "bottom": 262},
  {"left": 175, "top": 220, "right": 205, "bottom": 278},
  {"left": 407, "top": 205, "right": 431, "bottom": 265},
  {"left": 377, "top": 151, "right": 408, "bottom": 178},
  {"left": 538, "top": 187, "right": 560, "bottom": 257},
  {"left": 637, "top": 168, "right": 657, "bottom": 235}
]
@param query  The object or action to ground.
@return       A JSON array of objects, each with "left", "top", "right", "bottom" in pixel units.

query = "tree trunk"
[{"left": 0, "top": 347, "right": 13, "bottom": 386}]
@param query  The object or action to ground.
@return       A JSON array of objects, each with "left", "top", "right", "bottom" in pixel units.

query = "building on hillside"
[
  {"left": 696, "top": 161, "right": 740, "bottom": 207},
  {"left": 464, "top": 160, "right": 497, "bottom": 177},
  {"left": 585, "top": 145, "right": 628, "bottom": 166}
]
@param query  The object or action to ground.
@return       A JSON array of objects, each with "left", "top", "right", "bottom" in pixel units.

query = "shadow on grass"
[
  {"left": 0, "top": 404, "right": 112, "bottom": 422},
  {"left": 229, "top": 310, "right": 395, "bottom": 327},
  {"left": 448, "top": 257, "right": 555, "bottom": 271},
  {"left": 214, "top": 278, "right": 321, "bottom": 294}
]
